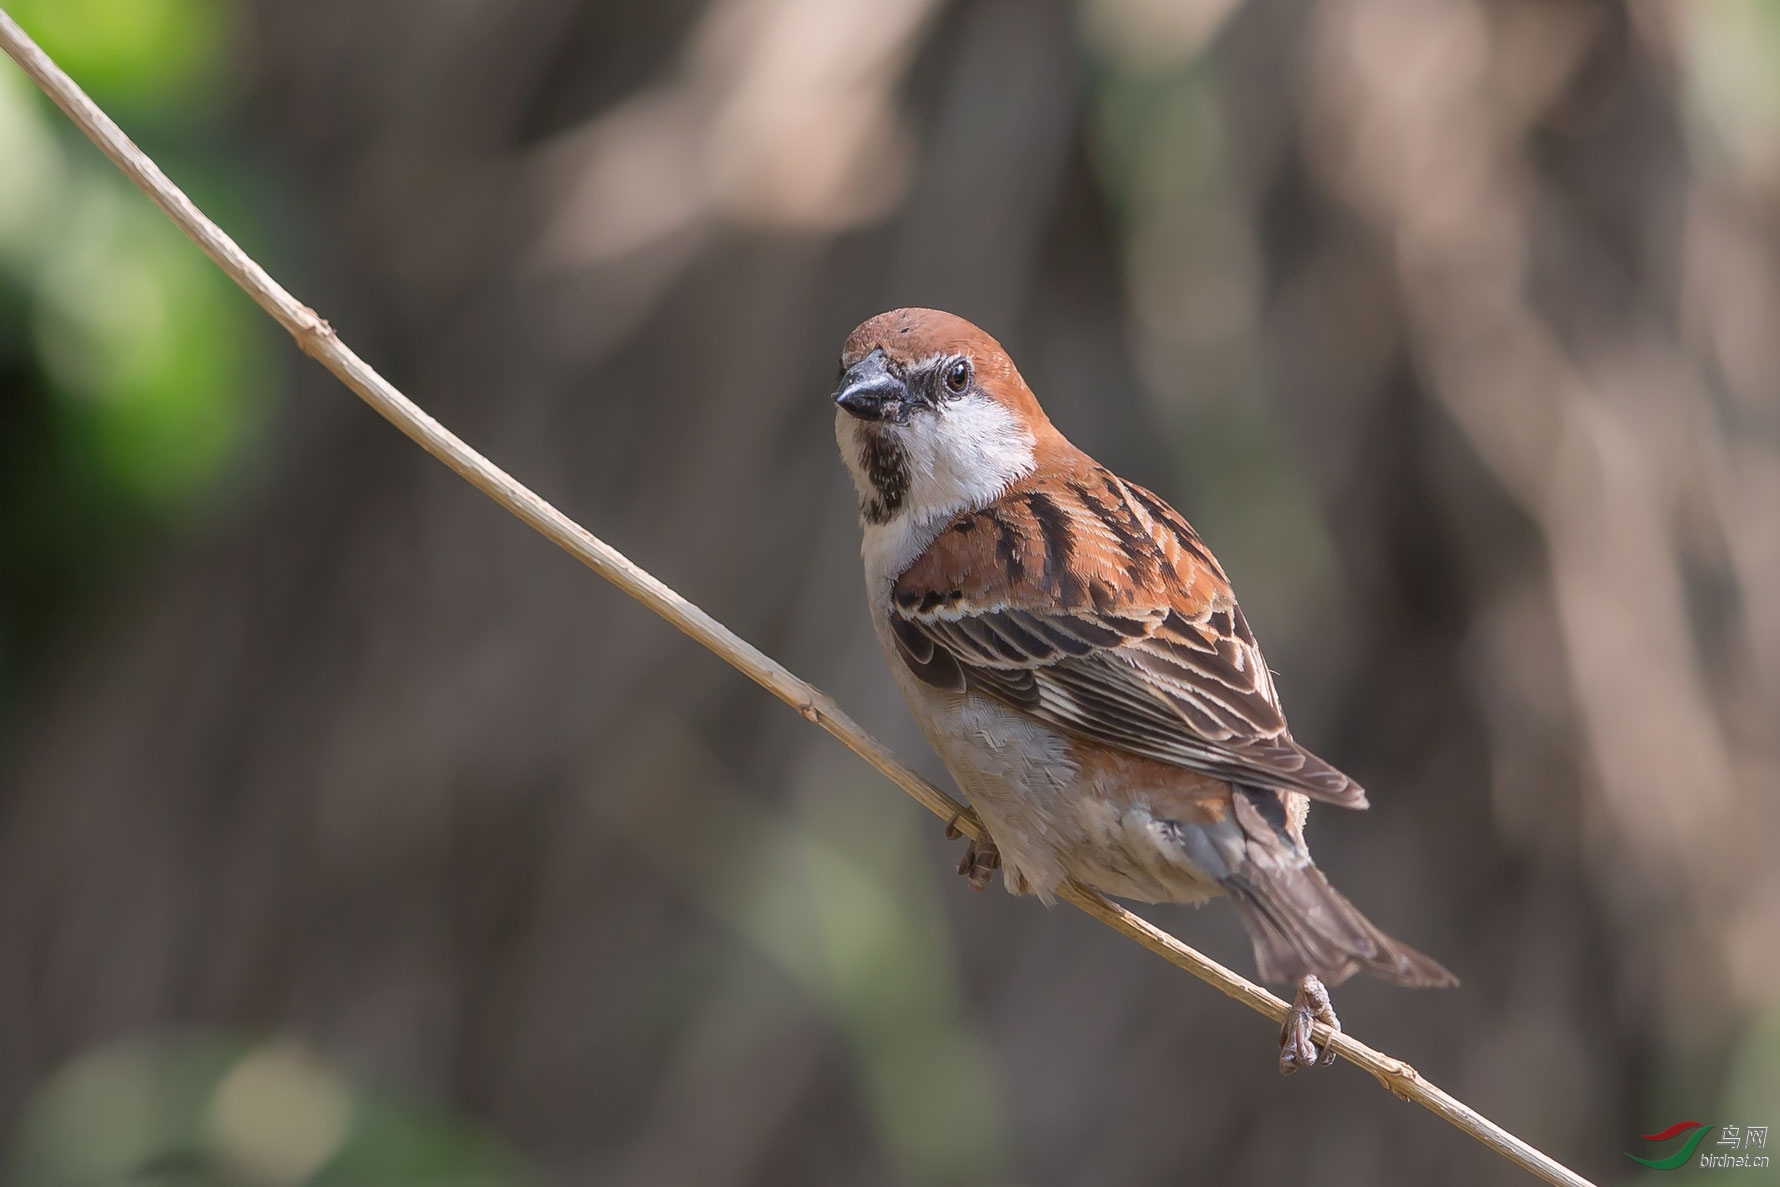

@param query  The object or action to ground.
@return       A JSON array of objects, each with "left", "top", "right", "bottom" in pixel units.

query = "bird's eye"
[{"left": 943, "top": 358, "right": 972, "bottom": 395}]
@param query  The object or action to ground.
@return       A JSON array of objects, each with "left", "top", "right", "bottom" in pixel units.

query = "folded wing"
[{"left": 890, "top": 460, "right": 1366, "bottom": 807}]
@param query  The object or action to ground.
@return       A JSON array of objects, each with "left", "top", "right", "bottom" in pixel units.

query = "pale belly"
[{"left": 886, "top": 658, "right": 1228, "bottom": 906}]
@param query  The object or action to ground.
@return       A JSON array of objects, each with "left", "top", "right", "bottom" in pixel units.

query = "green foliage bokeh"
[{"left": 0, "top": 0, "right": 270, "bottom": 701}]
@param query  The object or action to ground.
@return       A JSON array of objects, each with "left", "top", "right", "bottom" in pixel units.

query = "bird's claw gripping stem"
[
  {"left": 1279, "top": 974, "right": 1340, "bottom": 1075},
  {"left": 945, "top": 813, "right": 1000, "bottom": 891}
]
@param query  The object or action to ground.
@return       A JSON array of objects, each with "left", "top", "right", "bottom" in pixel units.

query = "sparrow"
[{"left": 831, "top": 308, "right": 1455, "bottom": 1067}]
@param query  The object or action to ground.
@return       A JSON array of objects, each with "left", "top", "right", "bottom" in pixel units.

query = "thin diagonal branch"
[{"left": 0, "top": 11, "right": 1593, "bottom": 1187}]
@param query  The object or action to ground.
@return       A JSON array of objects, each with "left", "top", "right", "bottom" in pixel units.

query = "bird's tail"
[
  {"left": 1226, "top": 861, "right": 1456, "bottom": 988},
  {"left": 1223, "top": 791, "right": 1456, "bottom": 989}
]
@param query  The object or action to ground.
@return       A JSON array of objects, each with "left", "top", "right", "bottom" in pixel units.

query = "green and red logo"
[{"left": 1627, "top": 1120, "right": 1714, "bottom": 1169}]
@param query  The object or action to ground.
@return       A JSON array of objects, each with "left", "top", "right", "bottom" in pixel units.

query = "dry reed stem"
[{"left": 0, "top": 11, "right": 1594, "bottom": 1186}]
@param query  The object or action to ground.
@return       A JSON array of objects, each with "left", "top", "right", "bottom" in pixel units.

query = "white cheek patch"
[
  {"left": 896, "top": 395, "right": 1036, "bottom": 525},
  {"left": 839, "top": 393, "right": 1037, "bottom": 586}
]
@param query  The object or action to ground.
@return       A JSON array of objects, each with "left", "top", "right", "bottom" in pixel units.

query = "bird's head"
[{"left": 833, "top": 308, "right": 1054, "bottom": 527}]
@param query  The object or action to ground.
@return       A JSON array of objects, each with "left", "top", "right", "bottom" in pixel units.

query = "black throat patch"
[{"left": 859, "top": 428, "right": 909, "bottom": 524}]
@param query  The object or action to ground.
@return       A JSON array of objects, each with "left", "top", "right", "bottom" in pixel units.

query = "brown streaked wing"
[{"left": 889, "top": 458, "right": 1367, "bottom": 807}]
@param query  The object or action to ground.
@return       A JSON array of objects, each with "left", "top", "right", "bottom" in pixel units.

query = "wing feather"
[{"left": 890, "top": 456, "right": 1367, "bottom": 807}]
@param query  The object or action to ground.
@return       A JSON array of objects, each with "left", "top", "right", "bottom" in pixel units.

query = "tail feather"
[{"left": 1227, "top": 861, "right": 1457, "bottom": 988}]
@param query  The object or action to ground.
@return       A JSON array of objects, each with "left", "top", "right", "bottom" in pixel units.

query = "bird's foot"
[
  {"left": 944, "top": 813, "right": 1000, "bottom": 891},
  {"left": 1278, "top": 974, "right": 1340, "bottom": 1075}
]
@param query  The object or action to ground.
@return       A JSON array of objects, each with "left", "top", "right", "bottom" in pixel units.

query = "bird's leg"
[
  {"left": 944, "top": 813, "right": 1000, "bottom": 891},
  {"left": 1278, "top": 974, "right": 1340, "bottom": 1075}
]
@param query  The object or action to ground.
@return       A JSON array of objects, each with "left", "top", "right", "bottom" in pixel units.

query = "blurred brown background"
[{"left": 0, "top": 0, "right": 1776, "bottom": 1184}]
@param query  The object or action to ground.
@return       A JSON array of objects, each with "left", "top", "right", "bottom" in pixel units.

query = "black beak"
[{"left": 833, "top": 349, "right": 908, "bottom": 423}]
